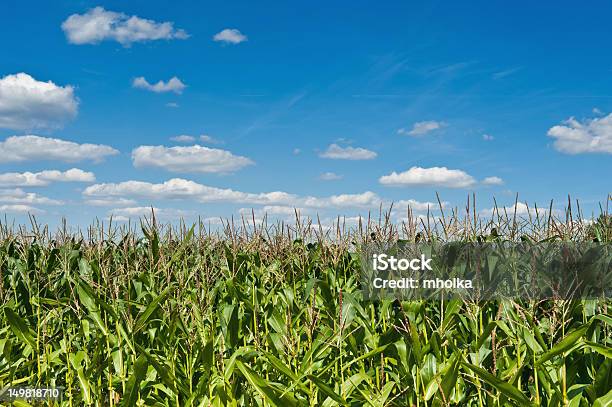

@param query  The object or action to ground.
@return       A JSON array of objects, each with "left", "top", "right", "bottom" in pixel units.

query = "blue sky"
[{"left": 0, "top": 1, "right": 611, "bottom": 227}]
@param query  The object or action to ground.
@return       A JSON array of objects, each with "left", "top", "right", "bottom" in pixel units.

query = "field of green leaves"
[{"left": 0, "top": 203, "right": 611, "bottom": 406}]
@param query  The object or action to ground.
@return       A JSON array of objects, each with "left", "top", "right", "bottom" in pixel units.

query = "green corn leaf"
[
  {"left": 437, "top": 353, "right": 460, "bottom": 403},
  {"left": 236, "top": 360, "right": 300, "bottom": 407},
  {"left": 133, "top": 285, "right": 172, "bottom": 333},
  {"left": 584, "top": 341, "right": 612, "bottom": 359},
  {"left": 593, "top": 388, "right": 612, "bottom": 407},
  {"left": 462, "top": 361, "right": 533, "bottom": 406},
  {"left": 307, "top": 374, "right": 348, "bottom": 406},
  {"left": 536, "top": 323, "right": 590, "bottom": 366},
  {"left": 4, "top": 308, "right": 36, "bottom": 349},
  {"left": 123, "top": 354, "right": 148, "bottom": 406}
]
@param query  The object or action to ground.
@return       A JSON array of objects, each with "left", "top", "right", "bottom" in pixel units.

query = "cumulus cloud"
[
  {"left": 108, "top": 206, "right": 192, "bottom": 222},
  {"left": 239, "top": 205, "right": 308, "bottom": 221},
  {"left": 83, "top": 178, "right": 386, "bottom": 210},
  {"left": 213, "top": 28, "right": 247, "bottom": 44},
  {"left": 0, "top": 73, "right": 78, "bottom": 130},
  {"left": 482, "top": 176, "right": 504, "bottom": 186},
  {"left": 0, "top": 135, "right": 118, "bottom": 163},
  {"left": 132, "top": 145, "right": 254, "bottom": 173},
  {"left": 319, "top": 144, "right": 377, "bottom": 160},
  {"left": 481, "top": 202, "right": 549, "bottom": 218},
  {"left": 302, "top": 191, "right": 380, "bottom": 208},
  {"left": 547, "top": 113, "right": 612, "bottom": 154},
  {"left": 132, "top": 77, "right": 186, "bottom": 94},
  {"left": 83, "top": 177, "right": 443, "bottom": 215},
  {"left": 84, "top": 178, "right": 296, "bottom": 206},
  {"left": 0, "top": 188, "right": 62, "bottom": 205},
  {"left": 61, "top": 7, "right": 189, "bottom": 46},
  {"left": 0, "top": 168, "right": 95, "bottom": 187},
  {"left": 320, "top": 172, "right": 343, "bottom": 181},
  {"left": 379, "top": 166, "right": 476, "bottom": 188},
  {"left": 397, "top": 120, "right": 446, "bottom": 136},
  {"left": 482, "top": 134, "right": 494, "bottom": 141},
  {"left": 0, "top": 204, "right": 44, "bottom": 214},
  {"left": 395, "top": 199, "right": 441, "bottom": 212}
]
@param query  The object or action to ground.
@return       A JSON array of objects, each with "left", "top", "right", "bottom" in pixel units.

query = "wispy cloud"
[
  {"left": 492, "top": 67, "right": 522, "bottom": 79},
  {"left": 170, "top": 135, "right": 195, "bottom": 143},
  {"left": 397, "top": 120, "right": 446, "bottom": 136},
  {"left": 319, "top": 172, "right": 343, "bottom": 181}
]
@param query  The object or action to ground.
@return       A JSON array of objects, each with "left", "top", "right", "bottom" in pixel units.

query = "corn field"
[{"left": 0, "top": 201, "right": 611, "bottom": 406}]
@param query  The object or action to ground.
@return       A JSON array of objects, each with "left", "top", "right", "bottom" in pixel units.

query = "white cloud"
[
  {"left": 482, "top": 134, "right": 494, "bottom": 141},
  {"left": 170, "top": 134, "right": 220, "bottom": 144},
  {"left": 239, "top": 205, "right": 306, "bottom": 220},
  {"left": 398, "top": 120, "right": 446, "bottom": 136},
  {"left": 170, "top": 135, "right": 195, "bottom": 143},
  {"left": 213, "top": 28, "right": 247, "bottom": 44},
  {"left": 482, "top": 176, "right": 504, "bottom": 186},
  {"left": 547, "top": 113, "right": 612, "bottom": 154},
  {"left": 166, "top": 102, "right": 179, "bottom": 108},
  {"left": 395, "top": 199, "right": 441, "bottom": 212},
  {"left": 0, "top": 204, "right": 43, "bottom": 214},
  {"left": 0, "top": 168, "right": 95, "bottom": 187},
  {"left": 85, "top": 197, "right": 137, "bottom": 207},
  {"left": 301, "top": 191, "right": 380, "bottom": 208},
  {"left": 61, "top": 7, "right": 189, "bottom": 46},
  {"left": 492, "top": 67, "right": 521, "bottom": 80},
  {"left": 83, "top": 177, "right": 441, "bottom": 214},
  {"left": 319, "top": 144, "right": 377, "bottom": 160},
  {"left": 83, "top": 178, "right": 378, "bottom": 209},
  {"left": 320, "top": 172, "right": 343, "bottom": 181},
  {"left": 133, "top": 77, "right": 186, "bottom": 94},
  {"left": 0, "top": 73, "right": 78, "bottom": 130},
  {"left": 0, "top": 135, "right": 118, "bottom": 163},
  {"left": 293, "top": 148, "right": 301, "bottom": 155},
  {"left": 108, "top": 206, "right": 191, "bottom": 221},
  {"left": 0, "top": 188, "right": 62, "bottom": 205},
  {"left": 261, "top": 205, "right": 303, "bottom": 216},
  {"left": 481, "top": 202, "right": 548, "bottom": 218},
  {"left": 84, "top": 178, "right": 296, "bottom": 205},
  {"left": 379, "top": 166, "right": 476, "bottom": 188},
  {"left": 200, "top": 134, "right": 220, "bottom": 144},
  {"left": 132, "top": 145, "right": 254, "bottom": 173}
]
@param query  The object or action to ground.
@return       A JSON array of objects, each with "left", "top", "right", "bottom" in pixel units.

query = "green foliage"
[{"left": 0, "top": 214, "right": 610, "bottom": 406}]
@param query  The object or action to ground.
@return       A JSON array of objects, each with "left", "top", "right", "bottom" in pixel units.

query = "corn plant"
[{"left": 0, "top": 199, "right": 610, "bottom": 406}]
